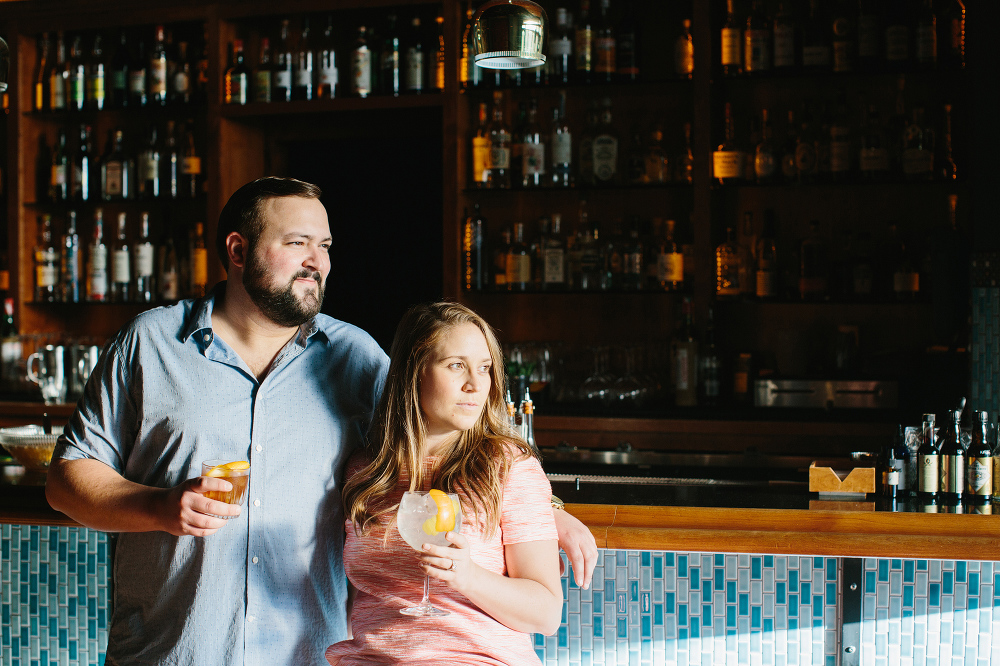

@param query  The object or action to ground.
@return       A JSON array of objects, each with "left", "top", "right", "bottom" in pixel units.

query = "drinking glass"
[
  {"left": 201, "top": 459, "right": 251, "bottom": 519},
  {"left": 396, "top": 490, "right": 462, "bottom": 617}
]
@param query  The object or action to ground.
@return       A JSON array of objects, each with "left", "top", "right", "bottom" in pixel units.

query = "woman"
[{"left": 326, "top": 302, "right": 562, "bottom": 665}]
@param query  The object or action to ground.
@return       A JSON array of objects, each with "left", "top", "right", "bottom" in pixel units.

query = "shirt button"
[
  {"left": 253, "top": 499, "right": 261, "bottom": 507},
  {"left": 203, "top": 334, "right": 211, "bottom": 342},
  {"left": 255, "top": 445, "right": 262, "bottom": 452},
  {"left": 246, "top": 615, "right": 255, "bottom": 623},
  {"left": 252, "top": 556, "right": 259, "bottom": 564}
]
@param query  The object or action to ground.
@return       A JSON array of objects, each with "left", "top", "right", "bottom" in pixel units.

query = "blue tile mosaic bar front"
[{"left": 3, "top": 525, "right": 1000, "bottom": 666}]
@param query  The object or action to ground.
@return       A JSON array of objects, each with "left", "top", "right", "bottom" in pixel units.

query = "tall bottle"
[
  {"left": 50, "top": 128, "right": 69, "bottom": 202},
  {"left": 801, "top": 0, "right": 831, "bottom": 70},
  {"left": 404, "top": 17, "right": 425, "bottom": 94},
  {"left": 721, "top": 0, "right": 742, "bottom": 76},
  {"left": 880, "top": 434, "right": 900, "bottom": 501},
  {"left": 434, "top": 14, "right": 446, "bottom": 91},
  {"left": 713, "top": 102, "right": 743, "bottom": 185},
  {"left": 753, "top": 108, "right": 777, "bottom": 183},
  {"left": 858, "top": 105, "right": 889, "bottom": 180},
  {"left": 548, "top": 8, "right": 573, "bottom": 85},
  {"left": 938, "top": 408, "right": 964, "bottom": 504},
  {"left": 137, "top": 126, "right": 161, "bottom": 199},
  {"left": 380, "top": 14, "right": 401, "bottom": 97},
  {"left": 163, "top": 120, "right": 180, "bottom": 198},
  {"left": 594, "top": 0, "right": 616, "bottom": 83},
  {"left": 772, "top": 0, "right": 797, "bottom": 70},
  {"left": 462, "top": 205, "right": 487, "bottom": 291},
  {"left": 542, "top": 213, "right": 567, "bottom": 291},
  {"left": 34, "top": 215, "right": 59, "bottom": 302},
  {"left": 68, "top": 35, "right": 86, "bottom": 111},
  {"left": 716, "top": 226, "right": 741, "bottom": 298},
  {"left": 181, "top": 122, "right": 202, "bottom": 198},
  {"left": 470, "top": 102, "right": 491, "bottom": 188},
  {"left": 100, "top": 129, "right": 129, "bottom": 201},
  {"left": 190, "top": 222, "right": 208, "bottom": 297},
  {"left": 755, "top": 211, "right": 777, "bottom": 299},
  {"left": 674, "top": 19, "right": 694, "bottom": 79},
  {"left": 49, "top": 32, "right": 68, "bottom": 111},
  {"left": 128, "top": 37, "right": 147, "bottom": 107},
  {"left": 917, "top": 413, "right": 939, "bottom": 501},
  {"left": 744, "top": 0, "right": 772, "bottom": 75},
  {"left": 967, "top": 411, "right": 992, "bottom": 503},
  {"left": 171, "top": 39, "right": 193, "bottom": 105},
  {"left": 292, "top": 18, "right": 314, "bottom": 101},
  {"left": 591, "top": 98, "right": 618, "bottom": 185},
  {"left": 60, "top": 210, "right": 81, "bottom": 303},
  {"left": 133, "top": 212, "right": 155, "bottom": 302},
  {"left": 87, "top": 208, "right": 108, "bottom": 302},
  {"left": 317, "top": 17, "right": 338, "bottom": 99},
  {"left": 149, "top": 25, "right": 168, "bottom": 106},
  {"left": 550, "top": 92, "right": 572, "bottom": 188},
  {"left": 574, "top": 0, "right": 594, "bottom": 84},
  {"left": 699, "top": 308, "right": 721, "bottom": 406},
  {"left": 505, "top": 223, "right": 532, "bottom": 292},
  {"left": 672, "top": 296, "right": 698, "bottom": 407},
  {"left": 915, "top": 0, "right": 937, "bottom": 68},
  {"left": 350, "top": 26, "right": 372, "bottom": 98},
  {"left": 254, "top": 37, "right": 273, "bottom": 103},
  {"left": 108, "top": 31, "right": 129, "bottom": 108},
  {"left": 70, "top": 124, "right": 91, "bottom": 202},
  {"left": 87, "top": 33, "right": 106, "bottom": 110},
  {"left": 273, "top": 19, "right": 293, "bottom": 101},
  {"left": 158, "top": 231, "right": 179, "bottom": 301},
  {"left": 677, "top": 122, "right": 694, "bottom": 184},
  {"left": 110, "top": 212, "right": 130, "bottom": 303},
  {"left": 657, "top": 219, "right": 684, "bottom": 292},
  {"left": 487, "top": 91, "right": 511, "bottom": 189},
  {"left": 521, "top": 99, "right": 545, "bottom": 188},
  {"left": 225, "top": 39, "right": 249, "bottom": 105},
  {"left": 34, "top": 33, "right": 50, "bottom": 112},
  {"left": 939, "top": 104, "right": 957, "bottom": 181}
]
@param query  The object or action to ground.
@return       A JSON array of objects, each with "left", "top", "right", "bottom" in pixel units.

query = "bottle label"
[
  {"left": 490, "top": 146, "right": 510, "bottom": 170},
  {"left": 89, "top": 245, "right": 108, "bottom": 297},
  {"left": 721, "top": 28, "right": 741, "bottom": 66},
  {"left": 472, "top": 137, "right": 491, "bottom": 183},
  {"left": 112, "top": 249, "right": 130, "bottom": 284},
  {"left": 161, "top": 268, "right": 178, "bottom": 300},
  {"left": 51, "top": 164, "right": 67, "bottom": 186},
  {"left": 713, "top": 150, "right": 743, "bottom": 179},
  {"left": 658, "top": 253, "right": 683, "bottom": 283},
  {"left": 319, "top": 66, "right": 338, "bottom": 87},
  {"left": 139, "top": 152, "right": 160, "bottom": 182},
  {"left": 135, "top": 245, "right": 154, "bottom": 277},
  {"left": 941, "top": 454, "right": 965, "bottom": 494},
  {"left": 50, "top": 75, "right": 66, "bottom": 109},
  {"left": 254, "top": 71, "right": 272, "bottom": 102},
  {"left": 274, "top": 69, "right": 292, "bottom": 89},
  {"left": 173, "top": 70, "right": 190, "bottom": 95},
  {"left": 916, "top": 26, "right": 937, "bottom": 63},
  {"left": 105, "top": 162, "right": 123, "bottom": 196},
  {"left": 592, "top": 135, "right": 617, "bottom": 181},
  {"left": 550, "top": 37, "right": 572, "bottom": 57},
  {"left": 543, "top": 248, "right": 565, "bottom": 284},
  {"left": 885, "top": 26, "right": 910, "bottom": 62},
  {"left": 151, "top": 61, "right": 168, "bottom": 95},
  {"left": 802, "top": 45, "right": 831, "bottom": 67},
  {"left": 575, "top": 28, "right": 592, "bottom": 71},
  {"left": 773, "top": 25, "right": 795, "bottom": 67},
  {"left": 902, "top": 148, "right": 933, "bottom": 176},
  {"left": 968, "top": 457, "right": 992, "bottom": 496},
  {"left": 744, "top": 31, "right": 769, "bottom": 71},
  {"left": 294, "top": 66, "right": 312, "bottom": 89},
  {"left": 351, "top": 50, "right": 371, "bottom": 94},
  {"left": 858, "top": 15, "right": 879, "bottom": 59},
  {"left": 181, "top": 157, "right": 202, "bottom": 176},
  {"left": 859, "top": 148, "right": 889, "bottom": 173},
  {"left": 522, "top": 143, "right": 545, "bottom": 176},
  {"left": 675, "top": 347, "right": 690, "bottom": 390},
  {"left": 893, "top": 271, "right": 919, "bottom": 294},
  {"left": 71, "top": 73, "right": 85, "bottom": 106},
  {"left": 552, "top": 132, "right": 572, "bottom": 165},
  {"left": 594, "top": 37, "right": 616, "bottom": 74},
  {"left": 754, "top": 150, "right": 775, "bottom": 179},
  {"left": 191, "top": 248, "right": 208, "bottom": 287},
  {"left": 756, "top": 271, "right": 775, "bottom": 298},
  {"left": 405, "top": 49, "right": 423, "bottom": 90},
  {"left": 36, "top": 265, "right": 57, "bottom": 288},
  {"left": 89, "top": 70, "right": 105, "bottom": 105},
  {"left": 505, "top": 254, "right": 531, "bottom": 285},
  {"left": 128, "top": 70, "right": 146, "bottom": 95},
  {"left": 674, "top": 38, "right": 694, "bottom": 76}
]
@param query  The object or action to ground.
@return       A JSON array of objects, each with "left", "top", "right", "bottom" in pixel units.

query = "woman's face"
[{"left": 419, "top": 322, "right": 493, "bottom": 452}]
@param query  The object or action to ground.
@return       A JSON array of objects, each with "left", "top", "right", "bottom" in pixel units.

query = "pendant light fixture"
[{"left": 472, "top": 0, "right": 547, "bottom": 70}]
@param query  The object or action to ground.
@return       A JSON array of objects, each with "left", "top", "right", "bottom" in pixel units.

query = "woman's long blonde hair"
[{"left": 342, "top": 301, "right": 534, "bottom": 537}]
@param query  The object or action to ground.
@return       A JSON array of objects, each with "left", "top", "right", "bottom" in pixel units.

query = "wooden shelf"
[{"left": 219, "top": 94, "right": 443, "bottom": 118}]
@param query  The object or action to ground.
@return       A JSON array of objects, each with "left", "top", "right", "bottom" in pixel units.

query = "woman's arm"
[{"left": 421, "top": 533, "right": 563, "bottom": 635}]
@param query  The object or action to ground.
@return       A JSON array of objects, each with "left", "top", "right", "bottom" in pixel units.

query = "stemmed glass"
[{"left": 396, "top": 490, "right": 463, "bottom": 617}]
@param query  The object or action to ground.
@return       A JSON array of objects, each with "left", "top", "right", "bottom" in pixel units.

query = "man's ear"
[{"left": 226, "top": 232, "right": 249, "bottom": 270}]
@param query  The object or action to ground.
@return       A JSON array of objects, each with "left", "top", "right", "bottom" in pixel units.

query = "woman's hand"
[{"left": 420, "top": 531, "right": 476, "bottom": 592}]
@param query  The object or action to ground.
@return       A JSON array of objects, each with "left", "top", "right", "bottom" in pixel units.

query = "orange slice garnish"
[{"left": 428, "top": 489, "right": 456, "bottom": 532}]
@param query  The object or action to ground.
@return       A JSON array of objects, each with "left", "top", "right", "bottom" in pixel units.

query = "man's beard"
[{"left": 243, "top": 249, "right": 325, "bottom": 328}]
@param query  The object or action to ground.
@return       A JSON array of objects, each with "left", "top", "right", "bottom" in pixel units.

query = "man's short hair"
[{"left": 216, "top": 177, "right": 323, "bottom": 270}]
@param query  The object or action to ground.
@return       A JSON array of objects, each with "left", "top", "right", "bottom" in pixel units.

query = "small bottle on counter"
[
  {"left": 938, "top": 409, "right": 965, "bottom": 505},
  {"left": 879, "top": 438, "right": 900, "bottom": 503},
  {"left": 917, "top": 413, "right": 939, "bottom": 504},
  {"left": 966, "top": 411, "right": 992, "bottom": 504}
]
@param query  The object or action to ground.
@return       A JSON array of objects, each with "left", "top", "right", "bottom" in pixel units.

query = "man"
[{"left": 47, "top": 177, "right": 596, "bottom": 666}]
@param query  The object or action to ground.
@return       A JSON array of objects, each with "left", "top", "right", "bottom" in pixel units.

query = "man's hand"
[
  {"left": 552, "top": 509, "right": 598, "bottom": 589},
  {"left": 157, "top": 476, "right": 241, "bottom": 537}
]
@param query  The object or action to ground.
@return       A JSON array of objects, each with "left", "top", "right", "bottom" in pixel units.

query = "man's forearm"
[{"left": 46, "top": 458, "right": 167, "bottom": 533}]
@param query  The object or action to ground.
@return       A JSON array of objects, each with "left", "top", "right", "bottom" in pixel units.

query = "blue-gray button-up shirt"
[{"left": 55, "top": 285, "right": 389, "bottom": 666}]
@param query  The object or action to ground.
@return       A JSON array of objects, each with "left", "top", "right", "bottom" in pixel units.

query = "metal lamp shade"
[{"left": 473, "top": 0, "right": 547, "bottom": 70}]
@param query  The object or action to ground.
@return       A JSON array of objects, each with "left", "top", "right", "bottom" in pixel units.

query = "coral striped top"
[{"left": 326, "top": 451, "right": 558, "bottom": 665}]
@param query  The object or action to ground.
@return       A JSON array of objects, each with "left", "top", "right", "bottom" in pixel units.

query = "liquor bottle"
[
  {"left": 34, "top": 215, "right": 59, "bottom": 302},
  {"left": 857, "top": 0, "right": 880, "bottom": 68},
  {"left": 858, "top": 105, "right": 889, "bottom": 180},
  {"left": 68, "top": 35, "right": 86, "bottom": 111},
  {"left": 738, "top": 212, "right": 755, "bottom": 297},
  {"left": 967, "top": 411, "right": 993, "bottom": 503},
  {"left": 34, "top": 33, "right": 50, "bottom": 112},
  {"left": 471, "top": 102, "right": 491, "bottom": 188},
  {"left": 434, "top": 14, "right": 446, "bottom": 91},
  {"left": 591, "top": 98, "right": 618, "bottom": 185},
  {"left": 505, "top": 223, "right": 532, "bottom": 292},
  {"left": 133, "top": 212, "right": 154, "bottom": 303},
  {"left": 575, "top": 203, "right": 600, "bottom": 291},
  {"left": 128, "top": 36, "right": 147, "bottom": 107},
  {"left": 644, "top": 126, "right": 669, "bottom": 184},
  {"left": 594, "top": 0, "right": 615, "bottom": 83},
  {"left": 884, "top": 0, "right": 910, "bottom": 68},
  {"left": 317, "top": 17, "right": 338, "bottom": 99},
  {"left": 542, "top": 213, "right": 567, "bottom": 291},
  {"left": 548, "top": 8, "right": 573, "bottom": 85},
  {"left": 137, "top": 125, "right": 161, "bottom": 199},
  {"left": 61, "top": 210, "right": 81, "bottom": 303},
  {"left": 828, "top": 92, "right": 851, "bottom": 180},
  {"left": 939, "top": 104, "right": 957, "bottom": 180},
  {"left": 87, "top": 34, "right": 106, "bottom": 111},
  {"left": 672, "top": 296, "right": 698, "bottom": 407},
  {"left": 50, "top": 128, "right": 69, "bottom": 202},
  {"left": 799, "top": 220, "right": 828, "bottom": 299},
  {"left": 493, "top": 227, "right": 511, "bottom": 290},
  {"left": 915, "top": 0, "right": 937, "bottom": 68},
  {"left": 755, "top": 210, "right": 777, "bottom": 299},
  {"left": 350, "top": 26, "right": 372, "bottom": 98},
  {"left": 940, "top": 0, "right": 965, "bottom": 69},
  {"left": 254, "top": 37, "right": 273, "bottom": 103},
  {"left": 938, "top": 409, "right": 964, "bottom": 504},
  {"left": 380, "top": 14, "right": 401, "bottom": 97},
  {"left": 575, "top": 0, "right": 594, "bottom": 84},
  {"left": 744, "top": 0, "right": 771, "bottom": 75},
  {"left": 35, "top": 134, "right": 51, "bottom": 203},
  {"left": 699, "top": 307, "right": 721, "bottom": 406},
  {"left": 487, "top": 91, "right": 511, "bottom": 189},
  {"left": 801, "top": 0, "right": 831, "bottom": 70},
  {"left": 772, "top": 0, "right": 796, "bottom": 70},
  {"left": 716, "top": 226, "right": 741, "bottom": 298},
  {"left": 459, "top": 4, "right": 478, "bottom": 89},
  {"left": 109, "top": 31, "right": 129, "bottom": 108},
  {"left": 677, "top": 122, "right": 694, "bottom": 184},
  {"left": 917, "top": 413, "right": 939, "bottom": 500},
  {"left": 616, "top": 6, "right": 639, "bottom": 82},
  {"left": 292, "top": 18, "right": 314, "bottom": 101},
  {"left": 721, "top": 0, "right": 742, "bottom": 76},
  {"left": 754, "top": 109, "right": 777, "bottom": 183},
  {"left": 225, "top": 39, "right": 249, "bottom": 105},
  {"left": 793, "top": 103, "right": 818, "bottom": 183},
  {"left": 620, "top": 218, "right": 644, "bottom": 291},
  {"left": 181, "top": 122, "right": 202, "bottom": 198},
  {"left": 551, "top": 94, "right": 572, "bottom": 188},
  {"left": 158, "top": 231, "right": 179, "bottom": 301},
  {"left": 171, "top": 39, "right": 192, "bottom": 105},
  {"left": 521, "top": 99, "right": 545, "bottom": 188},
  {"left": 674, "top": 19, "right": 694, "bottom": 79},
  {"left": 901, "top": 108, "right": 934, "bottom": 180},
  {"left": 404, "top": 17, "right": 424, "bottom": 94},
  {"left": 193, "top": 28, "right": 210, "bottom": 105},
  {"left": 110, "top": 212, "right": 130, "bottom": 303},
  {"left": 880, "top": 437, "right": 900, "bottom": 500},
  {"left": 190, "top": 222, "right": 208, "bottom": 297},
  {"left": 889, "top": 227, "right": 919, "bottom": 302},
  {"left": 713, "top": 102, "right": 743, "bottom": 185},
  {"left": 49, "top": 31, "right": 68, "bottom": 111},
  {"left": 462, "top": 205, "right": 487, "bottom": 291},
  {"left": 830, "top": 0, "right": 854, "bottom": 73},
  {"left": 149, "top": 25, "right": 168, "bottom": 105},
  {"left": 658, "top": 219, "right": 684, "bottom": 292},
  {"left": 163, "top": 120, "right": 179, "bottom": 198},
  {"left": 100, "top": 129, "right": 129, "bottom": 201},
  {"left": 274, "top": 20, "right": 293, "bottom": 101},
  {"left": 87, "top": 208, "right": 108, "bottom": 302}
]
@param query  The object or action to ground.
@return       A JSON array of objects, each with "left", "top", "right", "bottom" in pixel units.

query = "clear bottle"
[
  {"left": 138, "top": 125, "right": 161, "bottom": 199},
  {"left": 61, "top": 210, "right": 81, "bottom": 303},
  {"left": 87, "top": 33, "right": 106, "bottom": 110},
  {"left": 225, "top": 39, "right": 249, "bottom": 105},
  {"left": 592, "top": 98, "right": 618, "bottom": 185},
  {"left": 87, "top": 208, "right": 108, "bottom": 302},
  {"left": 254, "top": 37, "right": 273, "bottom": 103},
  {"left": 672, "top": 296, "right": 699, "bottom": 407},
  {"left": 292, "top": 17, "right": 313, "bottom": 101},
  {"left": 134, "top": 212, "right": 155, "bottom": 303},
  {"left": 171, "top": 39, "right": 193, "bottom": 105},
  {"left": 938, "top": 408, "right": 964, "bottom": 504},
  {"left": 34, "top": 215, "right": 59, "bottom": 302},
  {"left": 918, "top": 413, "right": 939, "bottom": 501},
  {"left": 521, "top": 99, "right": 545, "bottom": 188},
  {"left": 274, "top": 19, "right": 293, "bottom": 101},
  {"left": 772, "top": 0, "right": 797, "bottom": 70},
  {"left": 754, "top": 109, "right": 777, "bottom": 183},
  {"left": 72, "top": 124, "right": 92, "bottom": 202},
  {"left": 128, "top": 36, "right": 147, "bottom": 107},
  {"left": 317, "top": 16, "right": 338, "bottom": 99},
  {"left": 68, "top": 35, "right": 86, "bottom": 111},
  {"left": 716, "top": 226, "right": 741, "bottom": 298},
  {"left": 404, "top": 16, "right": 424, "bottom": 94},
  {"left": 380, "top": 14, "right": 401, "bottom": 97},
  {"left": 100, "top": 129, "right": 128, "bottom": 201},
  {"left": 110, "top": 212, "right": 130, "bottom": 302},
  {"left": 713, "top": 102, "right": 743, "bottom": 185},
  {"left": 744, "top": 0, "right": 772, "bottom": 75},
  {"left": 108, "top": 31, "right": 128, "bottom": 108},
  {"left": 190, "top": 222, "right": 208, "bottom": 297},
  {"left": 505, "top": 223, "right": 532, "bottom": 292},
  {"left": 487, "top": 91, "right": 511, "bottom": 189},
  {"left": 434, "top": 14, "right": 446, "bottom": 91},
  {"left": 149, "top": 25, "right": 168, "bottom": 105},
  {"left": 755, "top": 211, "right": 777, "bottom": 299},
  {"left": 49, "top": 31, "right": 68, "bottom": 111},
  {"left": 721, "top": 0, "right": 743, "bottom": 76},
  {"left": 967, "top": 411, "right": 992, "bottom": 503},
  {"left": 548, "top": 8, "right": 573, "bottom": 85},
  {"left": 542, "top": 213, "right": 567, "bottom": 291},
  {"left": 674, "top": 19, "right": 694, "bottom": 79},
  {"left": 350, "top": 26, "right": 372, "bottom": 98},
  {"left": 163, "top": 120, "right": 180, "bottom": 198},
  {"left": 550, "top": 92, "right": 572, "bottom": 188},
  {"left": 50, "top": 128, "right": 69, "bottom": 202}
]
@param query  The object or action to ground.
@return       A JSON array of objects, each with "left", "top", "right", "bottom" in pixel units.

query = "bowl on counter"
[{"left": 0, "top": 425, "right": 59, "bottom": 471}]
